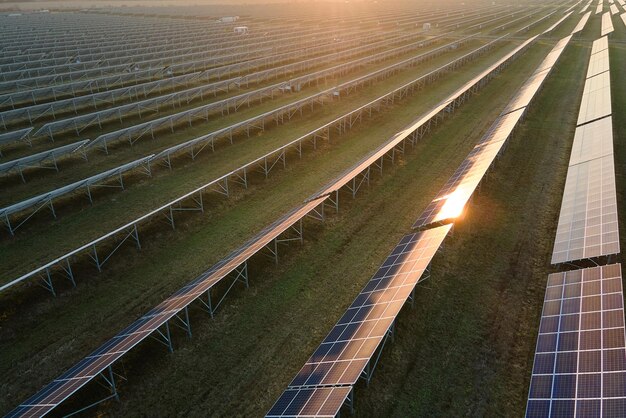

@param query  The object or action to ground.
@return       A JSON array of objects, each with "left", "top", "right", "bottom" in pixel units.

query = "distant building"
[
  {"left": 234, "top": 26, "right": 249, "bottom": 35},
  {"left": 423, "top": 22, "right": 432, "bottom": 30},
  {"left": 218, "top": 16, "right": 239, "bottom": 23}
]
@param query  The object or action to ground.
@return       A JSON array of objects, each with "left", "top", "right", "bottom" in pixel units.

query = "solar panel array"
[
  {"left": 526, "top": 264, "right": 626, "bottom": 417},
  {"left": 0, "top": 139, "right": 89, "bottom": 182},
  {"left": 551, "top": 36, "right": 619, "bottom": 265},
  {"left": 27, "top": 30, "right": 447, "bottom": 142},
  {"left": 308, "top": 34, "right": 540, "bottom": 206},
  {"left": 267, "top": 386, "right": 353, "bottom": 418},
  {"left": 413, "top": 35, "right": 572, "bottom": 230},
  {"left": 2, "top": 7, "right": 579, "bottom": 418}
]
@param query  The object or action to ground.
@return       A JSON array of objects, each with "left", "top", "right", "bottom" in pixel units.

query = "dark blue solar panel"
[
  {"left": 577, "top": 373, "right": 601, "bottom": 398},
  {"left": 529, "top": 375, "right": 553, "bottom": 399},
  {"left": 555, "top": 352, "right": 577, "bottom": 374},
  {"left": 533, "top": 353, "right": 555, "bottom": 374},
  {"left": 525, "top": 399, "right": 550, "bottom": 418},
  {"left": 550, "top": 399, "right": 575, "bottom": 417},
  {"left": 553, "top": 374, "right": 576, "bottom": 398}
]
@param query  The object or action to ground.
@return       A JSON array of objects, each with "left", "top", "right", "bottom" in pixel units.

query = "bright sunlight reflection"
[{"left": 438, "top": 188, "right": 467, "bottom": 220}]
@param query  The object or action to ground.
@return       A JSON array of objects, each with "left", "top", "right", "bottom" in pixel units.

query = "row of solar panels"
[
  {"left": 527, "top": 34, "right": 625, "bottom": 418},
  {"left": 0, "top": 7, "right": 441, "bottom": 55},
  {"left": 1, "top": 4, "right": 505, "bottom": 106},
  {"left": 0, "top": 5, "right": 495, "bottom": 91},
  {"left": 3, "top": 23, "right": 546, "bottom": 417},
  {"left": 601, "top": 12, "right": 615, "bottom": 35},
  {"left": 0, "top": 13, "right": 243, "bottom": 50},
  {"left": 0, "top": 20, "right": 320, "bottom": 75},
  {"left": 551, "top": 36, "right": 618, "bottom": 265},
  {"left": 269, "top": 24, "right": 576, "bottom": 418},
  {"left": 0, "top": 3, "right": 498, "bottom": 71}
]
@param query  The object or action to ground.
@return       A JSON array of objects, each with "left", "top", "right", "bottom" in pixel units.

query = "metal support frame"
[
  {"left": 37, "top": 259, "right": 76, "bottom": 296},
  {"left": 152, "top": 321, "right": 174, "bottom": 353},
  {"left": 360, "top": 321, "right": 395, "bottom": 386},
  {"left": 89, "top": 224, "right": 141, "bottom": 272},
  {"left": 264, "top": 220, "right": 304, "bottom": 264},
  {"left": 164, "top": 191, "right": 204, "bottom": 229},
  {"left": 63, "top": 365, "right": 121, "bottom": 418},
  {"left": 171, "top": 306, "right": 193, "bottom": 338},
  {"left": 198, "top": 263, "right": 249, "bottom": 318}
]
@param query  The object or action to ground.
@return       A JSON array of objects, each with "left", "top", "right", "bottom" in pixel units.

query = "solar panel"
[
  {"left": 601, "top": 12, "right": 615, "bottom": 35},
  {"left": 610, "top": 4, "right": 620, "bottom": 14},
  {"left": 577, "top": 71, "right": 612, "bottom": 126},
  {"left": 551, "top": 155, "right": 619, "bottom": 264},
  {"left": 572, "top": 12, "right": 592, "bottom": 33},
  {"left": 591, "top": 36, "right": 609, "bottom": 56},
  {"left": 502, "top": 69, "right": 549, "bottom": 115},
  {"left": 413, "top": 109, "right": 524, "bottom": 229},
  {"left": 596, "top": 3, "right": 604, "bottom": 14},
  {"left": 526, "top": 264, "right": 626, "bottom": 418},
  {"left": 568, "top": 117, "right": 613, "bottom": 166},
  {"left": 535, "top": 35, "right": 572, "bottom": 74},
  {"left": 0, "top": 139, "right": 89, "bottom": 177},
  {"left": 0, "top": 127, "right": 32, "bottom": 148},
  {"left": 587, "top": 49, "right": 610, "bottom": 79},
  {"left": 266, "top": 386, "right": 352, "bottom": 418},
  {"left": 288, "top": 225, "right": 450, "bottom": 389},
  {"left": 0, "top": 154, "right": 154, "bottom": 234},
  {"left": 621, "top": 13, "right": 626, "bottom": 27}
]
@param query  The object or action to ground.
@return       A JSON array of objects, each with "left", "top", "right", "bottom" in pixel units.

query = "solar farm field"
[{"left": 1, "top": 0, "right": 625, "bottom": 417}]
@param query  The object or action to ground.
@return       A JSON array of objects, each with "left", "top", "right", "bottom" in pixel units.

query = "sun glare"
[{"left": 438, "top": 188, "right": 467, "bottom": 220}]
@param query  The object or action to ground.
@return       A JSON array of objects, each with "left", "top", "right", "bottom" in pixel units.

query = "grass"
[{"left": 0, "top": 34, "right": 558, "bottom": 415}]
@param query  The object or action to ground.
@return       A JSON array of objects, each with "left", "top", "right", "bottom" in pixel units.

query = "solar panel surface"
[
  {"left": 266, "top": 386, "right": 352, "bottom": 418},
  {"left": 526, "top": 264, "right": 626, "bottom": 418},
  {"left": 601, "top": 12, "right": 615, "bottom": 35},
  {"left": 577, "top": 71, "right": 612, "bottom": 126},
  {"left": 587, "top": 49, "right": 610, "bottom": 79},
  {"left": 572, "top": 12, "right": 591, "bottom": 33},
  {"left": 568, "top": 117, "right": 613, "bottom": 167},
  {"left": 591, "top": 36, "right": 609, "bottom": 55},
  {"left": 551, "top": 155, "right": 619, "bottom": 264}
]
